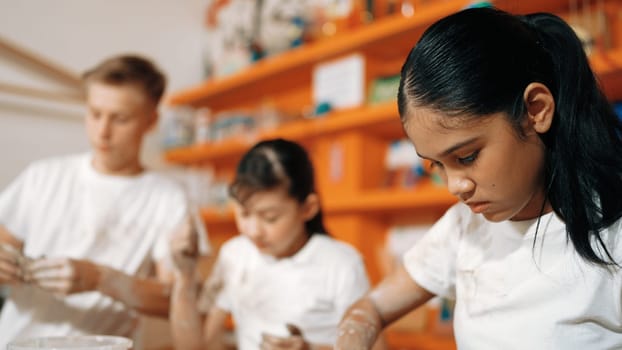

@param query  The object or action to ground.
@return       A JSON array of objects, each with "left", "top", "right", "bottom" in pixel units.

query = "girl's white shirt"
[
  {"left": 207, "top": 234, "right": 370, "bottom": 349},
  {"left": 405, "top": 203, "right": 622, "bottom": 349}
]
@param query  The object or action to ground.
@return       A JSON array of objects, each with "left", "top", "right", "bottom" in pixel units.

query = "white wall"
[{"left": 0, "top": 0, "right": 206, "bottom": 188}]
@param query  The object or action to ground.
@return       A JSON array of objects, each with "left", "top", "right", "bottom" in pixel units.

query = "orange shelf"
[
  {"left": 200, "top": 207, "right": 234, "bottom": 224},
  {"left": 164, "top": 102, "right": 401, "bottom": 165},
  {"left": 324, "top": 180, "right": 456, "bottom": 214},
  {"left": 166, "top": 0, "right": 576, "bottom": 111},
  {"left": 165, "top": 46, "right": 622, "bottom": 166},
  {"left": 197, "top": 180, "right": 455, "bottom": 224},
  {"left": 167, "top": 0, "right": 473, "bottom": 110},
  {"left": 590, "top": 48, "right": 622, "bottom": 101}
]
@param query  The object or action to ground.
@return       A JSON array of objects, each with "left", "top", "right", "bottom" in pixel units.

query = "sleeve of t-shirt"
[
  {"left": 334, "top": 249, "right": 370, "bottom": 315},
  {"left": 403, "top": 203, "right": 468, "bottom": 299},
  {"left": 0, "top": 164, "right": 37, "bottom": 242},
  {"left": 212, "top": 242, "right": 235, "bottom": 312}
]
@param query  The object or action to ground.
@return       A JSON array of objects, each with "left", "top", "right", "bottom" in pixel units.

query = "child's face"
[
  {"left": 403, "top": 107, "right": 547, "bottom": 222},
  {"left": 85, "top": 82, "right": 156, "bottom": 174},
  {"left": 232, "top": 187, "right": 309, "bottom": 258}
]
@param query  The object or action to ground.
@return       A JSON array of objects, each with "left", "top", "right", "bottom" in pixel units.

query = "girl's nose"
[
  {"left": 446, "top": 172, "right": 474, "bottom": 198},
  {"left": 244, "top": 217, "right": 263, "bottom": 240}
]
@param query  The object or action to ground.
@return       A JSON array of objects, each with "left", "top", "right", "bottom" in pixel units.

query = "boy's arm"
[{"left": 26, "top": 257, "right": 174, "bottom": 317}]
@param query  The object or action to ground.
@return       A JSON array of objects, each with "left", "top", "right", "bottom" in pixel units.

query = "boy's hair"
[{"left": 82, "top": 54, "right": 166, "bottom": 105}]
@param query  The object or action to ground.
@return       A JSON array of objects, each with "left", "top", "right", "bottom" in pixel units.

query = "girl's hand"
[
  {"left": 335, "top": 309, "right": 381, "bottom": 350},
  {"left": 26, "top": 257, "right": 100, "bottom": 295},
  {"left": 260, "top": 324, "right": 310, "bottom": 350},
  {"left": 170, "top": 216, "right": 199, "bottom": 278}
]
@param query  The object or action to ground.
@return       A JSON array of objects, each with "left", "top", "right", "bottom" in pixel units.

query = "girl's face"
[
  {"left": 232, "top": 187, "right": 310, "bottom": 258},
  {"left": 403, "top": 107, "right": 547, "bottom": 222}
]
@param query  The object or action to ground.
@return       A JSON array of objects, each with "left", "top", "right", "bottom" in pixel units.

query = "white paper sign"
[{"left": 312, "top": 53, "right": 365, "bottom": 110}]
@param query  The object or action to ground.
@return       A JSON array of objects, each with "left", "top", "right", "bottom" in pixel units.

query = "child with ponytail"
[{"left": 336, "top": 7, "right": 622, "bottom": 349}]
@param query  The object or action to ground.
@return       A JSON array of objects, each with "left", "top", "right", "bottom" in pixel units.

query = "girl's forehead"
[
  {"left": 236, "top": 187, "right": 294, "bottom": 209},
  {"left": 404, "top": 108, "right": 505, "bottom": 155}
]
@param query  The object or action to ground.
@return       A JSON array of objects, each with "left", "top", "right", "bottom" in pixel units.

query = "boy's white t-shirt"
[
  {"left": 207, "top": 234, "right": 369, "bottom": 350},
  {"left": 0, "top": 153, "right": 188, "bottom": 348},
  {"left": 404, "top": 203, "right": 622, "bottom": 350}
]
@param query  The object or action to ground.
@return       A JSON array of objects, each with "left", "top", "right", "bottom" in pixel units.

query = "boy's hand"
[
  {"left": 0, "top": 243, "right": 27, "bottom": 284},
  {"left": 26, "top": 257, "right": 100, "bottom": 295}
]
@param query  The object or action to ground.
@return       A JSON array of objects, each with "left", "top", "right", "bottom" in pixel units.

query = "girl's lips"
[{"left": 467, "top": 201, "right": 490, "bottom": 213}]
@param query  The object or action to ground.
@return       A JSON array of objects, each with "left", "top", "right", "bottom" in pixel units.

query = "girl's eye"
[
  {"left": 263, "top": 216, "right": 279, "bottom": 223},
  {"left": 457, "top": 150, "right": 479, "bottom": 165}
]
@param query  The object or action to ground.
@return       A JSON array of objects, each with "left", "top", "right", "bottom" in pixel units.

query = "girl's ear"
[
  {"left": 301, "top": 193, "right": 320, "bottom": 221},
  {"left": 523, "top": 82, "right": 555, "bottom": 134}
]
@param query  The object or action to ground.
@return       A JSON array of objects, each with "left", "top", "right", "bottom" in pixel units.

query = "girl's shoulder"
[
  {"left": 305, "top": 234, "right": 364, "bottom": 265},
  {"left": 220, "top": 235, "right": 256, "bottom": 255}
]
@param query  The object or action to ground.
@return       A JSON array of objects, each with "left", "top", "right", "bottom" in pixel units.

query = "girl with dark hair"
[
  {"left": 336, "top": 7, "right": 622, "bottom": 349},
  {"left": 170, "top": 138, "right": 385, "bottom": 350}
]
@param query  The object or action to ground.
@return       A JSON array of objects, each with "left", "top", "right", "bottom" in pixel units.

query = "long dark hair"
[
  {"left": 229, "top": 138, "right": 328, "bottom": 235},
  {"left": 398, "top": 7, "right": 622, "bottom": 266}
]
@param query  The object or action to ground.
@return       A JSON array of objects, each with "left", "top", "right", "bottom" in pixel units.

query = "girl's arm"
[
  {"left": 336, "top": 264, "right": 435, "bottom": 350},
  {"left": 170, "top": 273, "right": 205, "bottom": 350},
  {"left": 204, "top": 306, "right": 231, "bottom": 350}
]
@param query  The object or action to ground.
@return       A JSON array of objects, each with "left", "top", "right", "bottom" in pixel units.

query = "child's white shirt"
[
  {"left": 208, "top": 234, "right": 369, "bottom": 349},
  {"left": 405, "top": 203, "right": 622, "bottom": 349}
]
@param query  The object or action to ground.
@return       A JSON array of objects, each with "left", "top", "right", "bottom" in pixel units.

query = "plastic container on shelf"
[{"left": 7, "top": 336, "right": 132, "bottom": 350}]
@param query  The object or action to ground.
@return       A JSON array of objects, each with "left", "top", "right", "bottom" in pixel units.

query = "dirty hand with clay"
[
  {"left": 0, "top": 243, "right": 26, "bottom": 284},
  {"left": 334, "top": 308, "right": 382, "bottom": 350},
  {"left": 260, "top": 324, "right": 317, "bottom": 350},
  {"left": 26, "top": 257, "right": 100, "bottom": 295},
  {"left": 170, "top": 215, "right": 199, "bottom": 279}
]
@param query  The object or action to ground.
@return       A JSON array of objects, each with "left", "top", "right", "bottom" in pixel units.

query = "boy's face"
[{"left": 85, "top": 82, "right": 156, "bottom": 175}]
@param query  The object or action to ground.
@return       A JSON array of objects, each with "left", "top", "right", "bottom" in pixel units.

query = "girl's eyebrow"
[
  {"left": 440, "top": 137, "right": 478, "bottom": 157},
  {"left": 254, "top": 206, "right": 282, "bottom": 214},
  {"left": 417, "top": 137, "right": 479, "bottom": 159}
]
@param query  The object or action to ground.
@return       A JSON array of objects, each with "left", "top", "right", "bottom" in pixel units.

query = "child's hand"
[
  {"left": 0, "top": 243, "right": 25, "bottom": 284},
  {"left": 26, "top": 257, "right": 100, "bottom": 295},
  {"left": 170, "top": 215, "right": 199, "bottom": 278},
  {"left": 334, "top": 314, "right": 379, "bottom": 350},
  {"left": 260, "top": 324, "right": 310, "bottom": 350}
]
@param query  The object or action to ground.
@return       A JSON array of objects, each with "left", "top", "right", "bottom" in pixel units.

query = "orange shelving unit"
[{"left": 164, "top": 1, "right": 622, "bottom": 349}]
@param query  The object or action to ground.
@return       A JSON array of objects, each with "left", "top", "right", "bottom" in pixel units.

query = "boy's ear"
[
  {"left": 523, "top": 82, "right": 555, "bottom": 134},
  {"left": 302, "top": 193, "right": 320, "bottom": 221},
  {"left": 145, "top": 110, "right": 158, "bottom": 132}
]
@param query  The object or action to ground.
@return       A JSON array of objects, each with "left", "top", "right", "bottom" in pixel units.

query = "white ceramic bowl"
[{"left": 7, "top": 336, "right": 132, "bottom": 350}]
